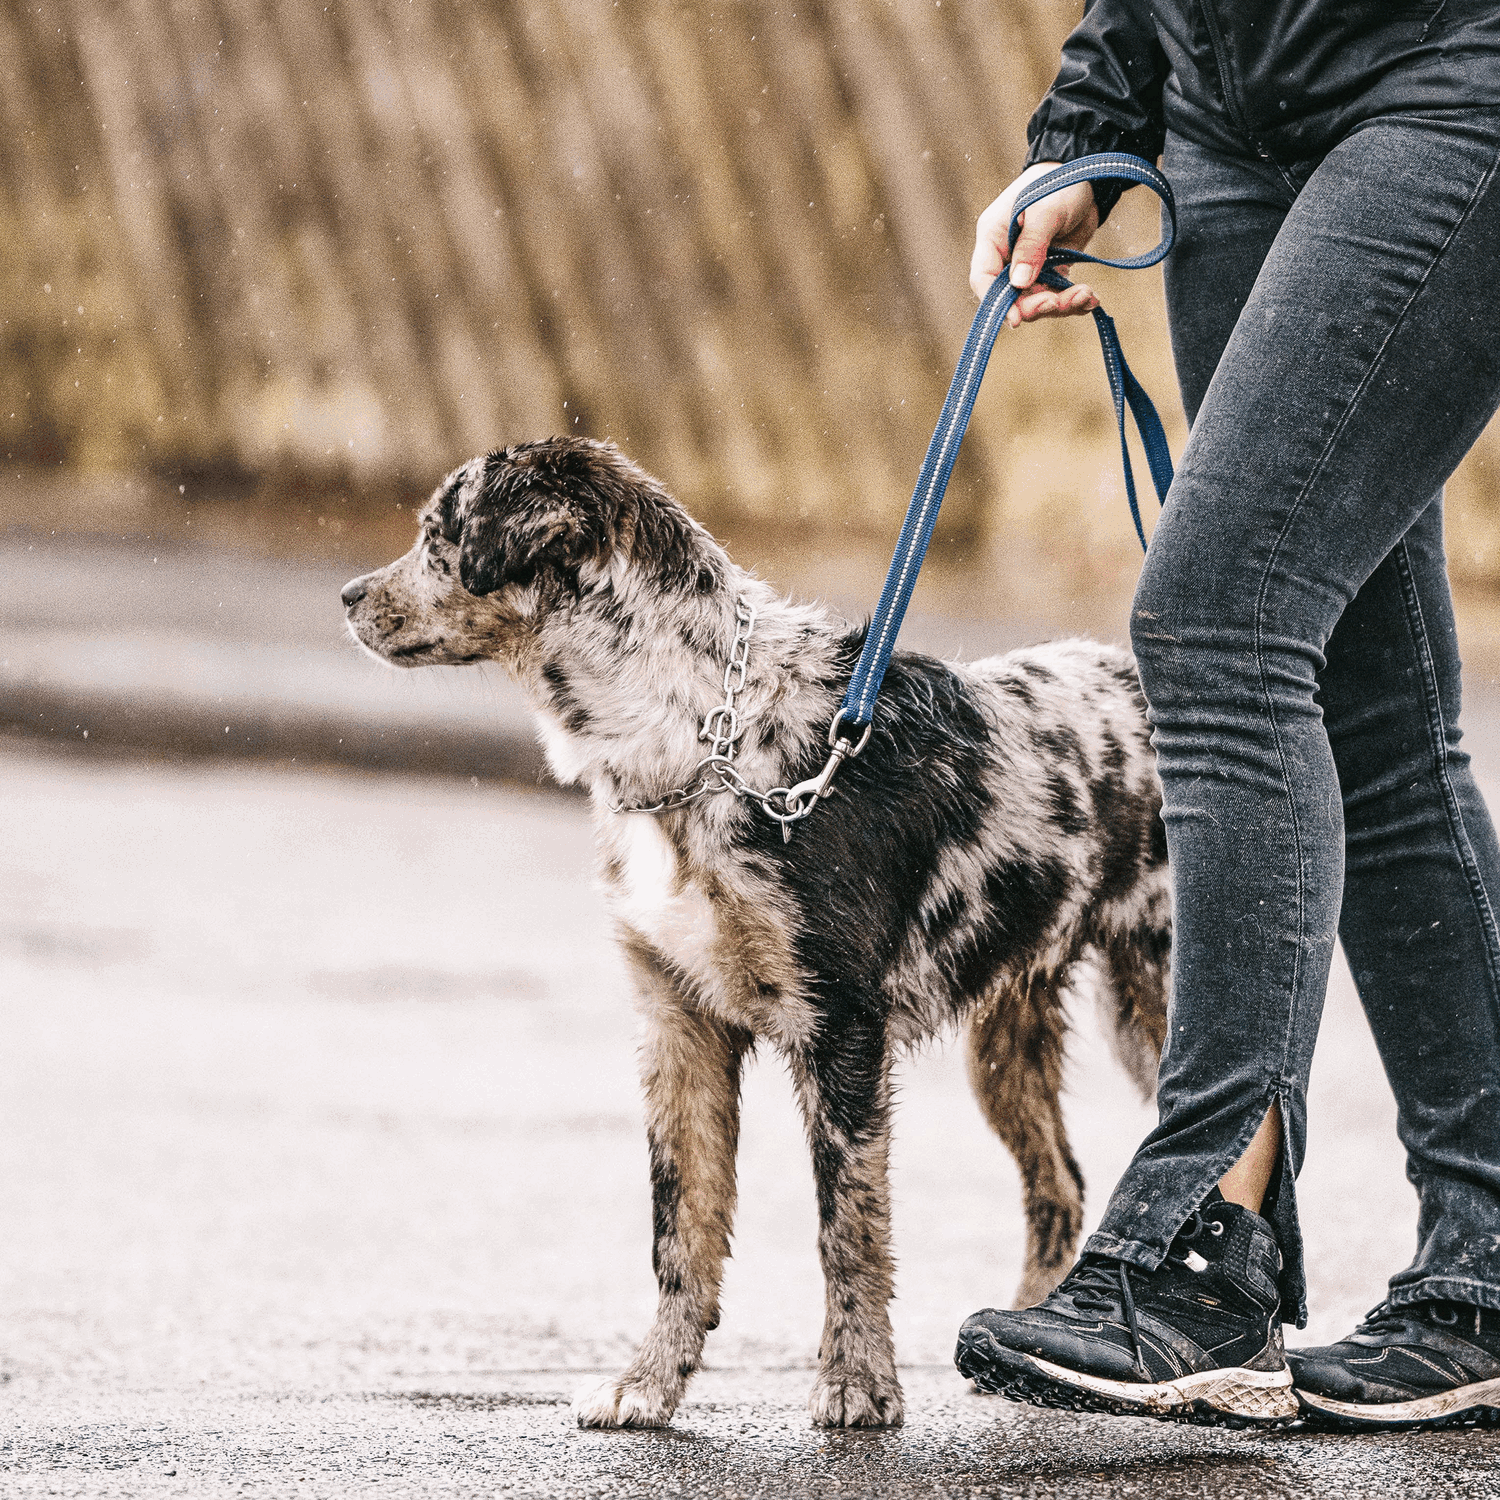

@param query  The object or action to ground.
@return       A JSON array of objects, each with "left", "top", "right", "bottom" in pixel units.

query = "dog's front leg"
[
  {"left": 575, "top": 950, "right": 750, "bottom": 1430},
  {"left": 791, "top": 1018, "right": 904, "bottom": 1428}
]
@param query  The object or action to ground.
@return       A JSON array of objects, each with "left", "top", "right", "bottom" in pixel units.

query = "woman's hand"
[{"left": 970, "top": 162, "right": 1101, "bottom": 328}]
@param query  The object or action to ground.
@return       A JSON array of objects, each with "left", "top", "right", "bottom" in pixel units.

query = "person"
[{"left": 954, "top": 0, "right": 1500, "bottom": 1430}]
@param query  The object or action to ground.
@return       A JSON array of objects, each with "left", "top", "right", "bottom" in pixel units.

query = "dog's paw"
[
  {"left": 808, "top": 1370, "right": 905, "bottom": 1428},
  {"left": 574, "top": 1375, "right": 677, "bottom": 1430}
]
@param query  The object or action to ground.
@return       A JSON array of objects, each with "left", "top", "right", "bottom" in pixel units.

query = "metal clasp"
[{"left": 768, "top": 712, "right": 874, "bottom": 842}]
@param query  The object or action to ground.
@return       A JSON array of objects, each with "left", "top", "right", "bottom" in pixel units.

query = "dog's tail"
[{"left": 1094, "top": 936, "right": 1168, "bottom": 1103}]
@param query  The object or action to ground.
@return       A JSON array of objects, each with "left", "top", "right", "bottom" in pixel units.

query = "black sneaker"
[
  {"left": 1290, "top": 1300, "right": 1500, "bottom": 1430},
  {"left": 955, "top": 1196, "right": 1297, "bottom": 1427}
]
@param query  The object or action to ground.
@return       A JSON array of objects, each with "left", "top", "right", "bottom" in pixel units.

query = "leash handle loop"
[
  {"left": 1008, "top": 153, "right": 1176, "bottom": 270},
  {"left": 835, "top": 153, "right": 1176, "bottom": 738}
]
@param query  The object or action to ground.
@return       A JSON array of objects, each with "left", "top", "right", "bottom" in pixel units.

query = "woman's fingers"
[
  {"left": 970, "top": 160, "right": 1061, "bottom": 297},
  {"left": 1007, "top": 199, "right": 1072, "bottom": 289},
  {"left": 1003, "top": 283, "right": 1098, "bottom": 329}
]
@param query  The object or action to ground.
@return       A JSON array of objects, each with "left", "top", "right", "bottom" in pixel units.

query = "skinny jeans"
[{"left": 1086, "top": 110, "right": 1500, "bottom": 1326}]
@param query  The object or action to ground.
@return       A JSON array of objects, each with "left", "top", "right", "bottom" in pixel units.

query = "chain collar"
[{"left": 608, "top": 597, "right": 868, "bottom": 842}]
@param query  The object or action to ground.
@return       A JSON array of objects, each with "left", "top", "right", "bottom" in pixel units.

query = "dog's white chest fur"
[
  {"left": 536, "top": 714, "right": 587, "bottom": 784},
  {"left": 613, "top": 814, "right": 720, "bottom": 974}
]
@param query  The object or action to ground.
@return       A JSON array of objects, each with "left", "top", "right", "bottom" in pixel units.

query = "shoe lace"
[
  {"left": 1358, "top": 1299, "right": 1482, "bottom": 1338},
  {"left": 1061, "top": 1209, "right": 1220, "bottom": 1379},
  {"left": 1064, "top": 1258, "right": 1147, "bottom": 1378},
  {"left": 1354, "top": 1301, "right": 1411, "bottom": 1336}
]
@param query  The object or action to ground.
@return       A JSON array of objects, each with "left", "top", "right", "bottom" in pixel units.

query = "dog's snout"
[{"left": 341, "top": 576, "right": 370, "bottom": 611}]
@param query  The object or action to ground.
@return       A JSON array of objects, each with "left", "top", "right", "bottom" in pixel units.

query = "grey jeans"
[{"left": 1085, "top": 110, "right": 1500, "bottom": 1326}]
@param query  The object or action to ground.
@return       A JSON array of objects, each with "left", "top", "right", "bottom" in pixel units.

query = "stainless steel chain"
[{"left": 609, "top": 597, "right": 865, "bottom": 842}]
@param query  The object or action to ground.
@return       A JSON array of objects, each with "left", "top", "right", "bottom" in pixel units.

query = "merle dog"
[{"left": 341, "top": 438, "right": 1169, "bottom": 1429}]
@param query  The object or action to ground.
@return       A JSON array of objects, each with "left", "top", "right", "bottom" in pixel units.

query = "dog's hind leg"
[
  {"left": 965, "top": 967, "right": 1084, "bottom": 1309},
  {"left": 789, "top": 1013, "right": 904, "bottom": 1428},
  {"left": 575, "top": 941, "right": 751, "bottom": 1430}
]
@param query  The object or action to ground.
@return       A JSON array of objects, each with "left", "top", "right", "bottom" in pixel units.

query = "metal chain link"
[{"left": 609, "top": 598, "right": 847, "bottom": 841}]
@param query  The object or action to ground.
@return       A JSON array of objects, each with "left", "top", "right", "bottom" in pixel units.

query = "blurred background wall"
[{"left": 5, "top": 0, "right": 1500, "bottom": 640}]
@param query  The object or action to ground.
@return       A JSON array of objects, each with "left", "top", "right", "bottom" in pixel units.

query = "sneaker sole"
[
  {"left": 956, "top": 1324, "right": 1298, "bottom": 1429},
  {"left": 1296, "top": 1376, "right": 1500, "bottom": 1432}
]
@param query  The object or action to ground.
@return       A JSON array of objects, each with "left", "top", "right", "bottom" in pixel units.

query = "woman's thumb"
[{"left": 1008, "top": 209, "right": 1054, "bottom": 289}]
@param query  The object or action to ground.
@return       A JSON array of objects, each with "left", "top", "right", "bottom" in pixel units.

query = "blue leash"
[{"left": 777, "top": 154, "right": 1177, "bottom": 831}]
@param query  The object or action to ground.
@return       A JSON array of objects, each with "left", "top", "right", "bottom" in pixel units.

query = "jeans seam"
[
  {"left": 1250, "top": 138, "right": 1500, "bottom": 1080},
  {"left": 1251, "top": 582, "right": 1307, "bottom": 1086},
  {"left": 1266, "top": 158, "right": 1302, "bottom": 199},
  {"left": 1392, "top": 538, "right": 1500, "bottom": 1005}
]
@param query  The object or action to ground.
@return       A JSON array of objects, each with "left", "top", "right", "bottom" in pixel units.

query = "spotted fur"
[{"left": 342, "top": 438, "right": 1170, "bottom": 1429}]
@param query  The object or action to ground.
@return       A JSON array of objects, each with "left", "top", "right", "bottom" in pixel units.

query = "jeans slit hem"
[{"left": 1092, "top": 1082, "right": 1303, "bottom": 1317}]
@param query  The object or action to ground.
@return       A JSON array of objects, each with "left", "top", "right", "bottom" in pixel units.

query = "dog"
[{"left": 341, "top": 437, "right": 1170, "bottom": 1429}]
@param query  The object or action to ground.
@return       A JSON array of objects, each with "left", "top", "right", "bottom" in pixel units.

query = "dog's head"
[{"left": 342, "top": 438, "right": 720, "bottom": 668}]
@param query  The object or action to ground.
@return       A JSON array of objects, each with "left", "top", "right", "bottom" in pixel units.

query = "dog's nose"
[{"left": 341, "top": 576, "right": 369, "bottom": 611}]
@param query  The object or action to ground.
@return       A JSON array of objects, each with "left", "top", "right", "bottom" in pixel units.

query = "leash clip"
[{"left": 771, "top": 714, "right": 874, "bottom": 841}]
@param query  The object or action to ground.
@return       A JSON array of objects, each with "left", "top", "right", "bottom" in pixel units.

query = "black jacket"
[{"left": 1026, "top": 1, "right": 1500, "bottom": 212}]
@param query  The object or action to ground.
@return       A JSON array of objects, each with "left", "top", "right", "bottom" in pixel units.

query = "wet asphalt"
[
  {"left": 2, "top": 743, "right": 1497, "bottom": 1495},
  {"left": 7, "top": 1370, "right": 1500, "bottom": 1498}
]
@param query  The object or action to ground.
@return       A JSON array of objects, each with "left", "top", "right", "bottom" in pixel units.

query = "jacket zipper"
[{"left": 1198, "top": 0, "right": 1272, "bottom": 159}]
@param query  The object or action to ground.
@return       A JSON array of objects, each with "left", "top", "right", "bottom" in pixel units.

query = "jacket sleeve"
[{"left": 1023, "top": 0, "right": 1169, "bottom": 220}]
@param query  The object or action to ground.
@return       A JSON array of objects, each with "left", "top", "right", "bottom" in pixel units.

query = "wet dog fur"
[{"left": 341, "top": 437, "right": 1170, "bottom": 1430}]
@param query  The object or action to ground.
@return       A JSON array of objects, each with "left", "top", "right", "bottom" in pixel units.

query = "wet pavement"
[
  {"left": 7, "top": 1371, "right": 1500, "bottom": 1499},
  {"left": 3, "top": 743, "right": 1497, "bottom": 1495}
]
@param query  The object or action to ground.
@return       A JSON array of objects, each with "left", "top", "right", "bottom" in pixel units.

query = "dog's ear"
[
  {"left": 457, "top": 500, "right": 594, "bottom": 598},
  {"left": 454, "top": 442, "right": 628, "bottom": 598}
]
